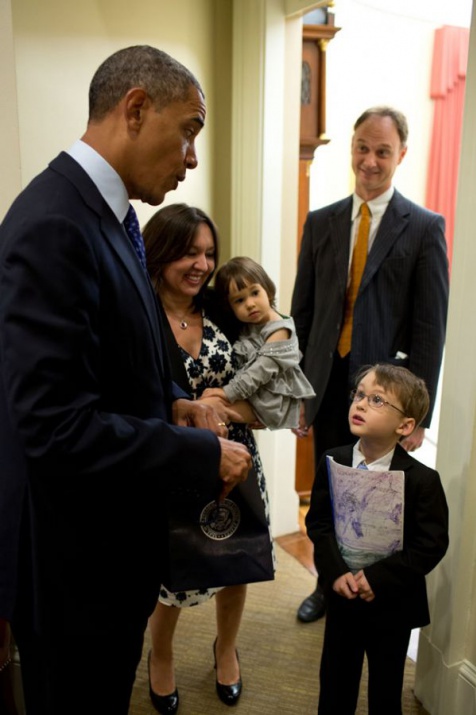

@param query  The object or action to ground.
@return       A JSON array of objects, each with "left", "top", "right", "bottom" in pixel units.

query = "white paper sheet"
[{"left": 327, "top": 457, "right": 405, "bottom": 571}]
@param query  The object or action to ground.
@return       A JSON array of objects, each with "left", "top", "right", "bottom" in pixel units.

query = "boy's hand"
[
  {"left": 332, "top": 572, "right": 359, "bottom": 599},
  {"left": 355, "top": 570, "right": 375, "bottom": 602}
]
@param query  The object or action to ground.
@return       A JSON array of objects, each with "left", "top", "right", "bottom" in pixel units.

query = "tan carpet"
[{"left": 130, "top": 543, "right": 428, "bottom": 715}]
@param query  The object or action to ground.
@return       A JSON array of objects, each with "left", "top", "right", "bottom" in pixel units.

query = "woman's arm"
[{"left": 198, "top": 395, "right": 261, "bottom": 425}]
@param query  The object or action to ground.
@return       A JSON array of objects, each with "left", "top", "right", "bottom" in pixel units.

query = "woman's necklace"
[
  {"left": 167, "top": 307, "right": 192, "bottom": 330},
  {"left": 159, "top": 290, "right": 195, "bottom": 330}
]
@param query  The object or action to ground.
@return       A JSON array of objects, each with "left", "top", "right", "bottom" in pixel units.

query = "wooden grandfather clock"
[{"left": 295, "top": 8, "right": 340, "bottom": 499}]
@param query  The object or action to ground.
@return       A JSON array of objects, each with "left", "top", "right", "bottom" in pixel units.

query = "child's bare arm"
[{"left": 265, "top": 327, "right": 291, "bottom": 342}]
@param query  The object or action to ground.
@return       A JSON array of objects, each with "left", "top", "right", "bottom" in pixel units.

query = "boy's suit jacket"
[
  {"left": 0, "top": 152, "right": 221, "bottom": 631},
  {"left": 306, "top": 443, "right": 449, "bottom": 628},
  {"left": 291, "top": 190, "right": 449, "bottom": 426}
]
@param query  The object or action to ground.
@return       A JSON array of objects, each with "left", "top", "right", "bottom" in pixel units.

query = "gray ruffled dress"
[{"left": 222, "top": 317, "right": 315, "bottom": 430}]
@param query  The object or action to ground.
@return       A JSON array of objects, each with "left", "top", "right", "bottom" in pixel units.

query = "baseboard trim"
[
  {"left": 459, "top": 659, "right": 476, "bottom": 686},
  {"left": 456, "top": 659, "right": 476, "bottom": 715}
]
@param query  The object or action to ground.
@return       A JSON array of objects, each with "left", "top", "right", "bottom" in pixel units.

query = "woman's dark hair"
[{"left": 143, "top": 203, "right": 219, "bottom": 310}]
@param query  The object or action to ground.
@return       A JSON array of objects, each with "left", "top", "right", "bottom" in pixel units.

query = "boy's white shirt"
[{"left": 352, "top": 440, "right": 395, "bottom": 471}]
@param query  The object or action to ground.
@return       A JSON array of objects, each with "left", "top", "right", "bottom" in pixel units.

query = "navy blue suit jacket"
[
  {"left": 291, "top": 190, "right": 449, "bottom": 425},
  {"left": 0, "top": 153, "right": 221, "bottom": 631},
  {"left": 306, "top": 443, "right": 449, "bottom": 628}
]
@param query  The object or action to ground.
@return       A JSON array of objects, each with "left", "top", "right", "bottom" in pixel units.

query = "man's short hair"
[
  {"left": 88, "top": 45, "right": 203, "bottom": 121},
  {"left": 354, "top": 106, "right": 409, "bottom": 147},
  {"left": 354, "top": 363, "right": 429, "bottom": 427}
]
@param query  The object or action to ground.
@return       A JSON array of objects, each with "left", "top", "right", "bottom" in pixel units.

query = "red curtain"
[{"left": 426, "top": 25, "right": 469, "bottom": 267}]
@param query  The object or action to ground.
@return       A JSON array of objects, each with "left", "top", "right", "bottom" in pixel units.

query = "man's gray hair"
[{"left": 88, "top": 45, "right": 203, "bottom": 121}]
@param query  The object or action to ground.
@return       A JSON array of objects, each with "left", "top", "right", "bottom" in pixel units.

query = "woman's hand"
[
  {"left": 291, "top": 401, "right": 310, "bottom": 438},
  {"left": 202, "top": 387, "right": 226, "bottom": 400},
  {"left": 198, "top": 395, "right": 261, "bottom": 426}
]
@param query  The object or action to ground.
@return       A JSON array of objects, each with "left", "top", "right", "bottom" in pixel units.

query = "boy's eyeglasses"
[{"left": 349, "top": 389, "right": 406, "bottom": 416}]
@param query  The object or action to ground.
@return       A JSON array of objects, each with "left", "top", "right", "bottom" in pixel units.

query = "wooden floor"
[{"left": 275, "top": 504, "right": 317, "bottom": 577}]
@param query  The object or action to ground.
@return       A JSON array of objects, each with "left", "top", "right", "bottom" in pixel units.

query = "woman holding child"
[{"left": 142, "top": 203, "right": 274, "bottom": 714}]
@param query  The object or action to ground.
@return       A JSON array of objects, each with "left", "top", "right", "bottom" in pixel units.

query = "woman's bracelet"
[{"left": 0, "top": 656, "right": 11, "bottom": 673}]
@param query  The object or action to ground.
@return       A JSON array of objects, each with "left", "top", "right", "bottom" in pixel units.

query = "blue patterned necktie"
[
  {"left": 357, "top": 460, "right": 368, "bottom": 470},
  {"left": 124, "top": 204, "right": 147, "bottom": 270}
]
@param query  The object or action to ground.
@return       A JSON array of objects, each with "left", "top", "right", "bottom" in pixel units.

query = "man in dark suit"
[
  {"left": 291, "top": 106, "right": 449, "bottom": 623},
  {"left": 0, "top": 46, "right": 251, "bottom": 715}
]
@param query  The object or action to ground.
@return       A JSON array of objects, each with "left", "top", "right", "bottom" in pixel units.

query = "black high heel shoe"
[
  {"left": 213, "top": 637, "right": 242, "bottom": 706},
  {"left": 147, "top": 650, "right": 179, "bottom": 715}
]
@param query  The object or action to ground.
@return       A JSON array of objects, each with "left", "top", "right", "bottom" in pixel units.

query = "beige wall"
[
  {"left": 10, "top": 0, "right": 218, "bottom": 228},
  {"left": 210, "top": 0, "right": 233, "bottom": 257},
  {"left": 415, "top": 6, "right": 476, "bottom": 711},
  {"left": 0, "top": 0, "right": 21, "bottom": 215}
]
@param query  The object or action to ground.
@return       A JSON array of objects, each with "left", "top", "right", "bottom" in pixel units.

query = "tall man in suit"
[
  {"left": 291, "top": 106, "right": 449, "bottom": 623},
  {"left": 0, "top": 46, "right": 251, "bottom": 715}
]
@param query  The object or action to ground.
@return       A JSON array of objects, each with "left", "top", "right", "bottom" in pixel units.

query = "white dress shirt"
[
  {"left": 67, "top": 140, "right": 130, "bottom": 223},
  {"left": 347, "top": 186, "right": 395, "bottom": 273},
  {"left": 352, "top": 440, "right": 395, "bottom": 471}
]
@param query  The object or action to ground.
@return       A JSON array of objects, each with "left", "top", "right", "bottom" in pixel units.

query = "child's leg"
[
  {"left": 366, "top": 622, "right": 411, "bottom": 715},
  {"left": 318, "top": 594, "right": 365, "bottom": 715}
]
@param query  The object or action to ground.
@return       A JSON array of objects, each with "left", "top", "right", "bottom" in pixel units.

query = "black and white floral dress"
[{"left": 158, "top": 314, "right": 274, "bottom": 607}]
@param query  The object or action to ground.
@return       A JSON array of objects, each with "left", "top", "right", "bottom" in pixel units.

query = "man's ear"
[
  {"left": 397, "top": 145, "right": 408, "bottom": 166},
  {"left": 397, "top": 417, "right": 416, "bottom": 439},
  {"left": 123, "top": 88, "right": 150, "bottom": 130}
]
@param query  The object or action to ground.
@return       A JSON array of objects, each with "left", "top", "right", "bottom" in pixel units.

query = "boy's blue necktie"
[
  {"left": 124, "top": 204, "right": 147, "bottom": 270},
  {"left": 357, "top": 460, "right": 368, "bottom": 470}
]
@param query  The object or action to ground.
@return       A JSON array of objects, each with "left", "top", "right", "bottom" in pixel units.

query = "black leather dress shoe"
[
  {"left": 213, "top": 638, "right": 242, "bottom": 706},
  {"left": 148, "top": 651, "right": 179, "bottom": 715},
  {"left": 297, "top": 587, "right": 326, "bottom": 623}
]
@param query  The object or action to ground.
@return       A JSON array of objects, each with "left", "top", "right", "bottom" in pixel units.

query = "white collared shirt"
[
  {"left": 348, "top": 186, "right": 395, "bottom": 273},
  {"left": 352, "top": 440, "right": 395, "bottom": 471},
  {"left": 67, "top": 140, "right": 130, "bottom": 223}
]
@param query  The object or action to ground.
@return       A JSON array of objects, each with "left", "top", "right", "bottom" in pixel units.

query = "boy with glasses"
[{"left": 306, "top": 363, "right": 449, "bottom": 715}]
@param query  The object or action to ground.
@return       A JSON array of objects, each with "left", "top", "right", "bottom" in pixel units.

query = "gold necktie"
[{"left": 337, "top": 202, "right": 371, "bottom": 357}]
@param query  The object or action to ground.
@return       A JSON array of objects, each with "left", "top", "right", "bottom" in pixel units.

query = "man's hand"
[
  {"left": 218, "top": 438, "right": 252, "bottom": 500},
  {"left": 0, "top": 618, "right": 11, "bottom": 668},
  {"left": 401, "top": 425, "right": 425, "bottom": 452},
  {"left": 291, "top": 401, "right": 310, "bottom": 438},
  {"left": 172, "top": 398, "right": 229, "bottom": 437},
  {"left": 354, "top": 570, "right": 375, "bottom": 602},
  {"left": 332, "top": 572, "right": 359, "bottom": 599}
]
